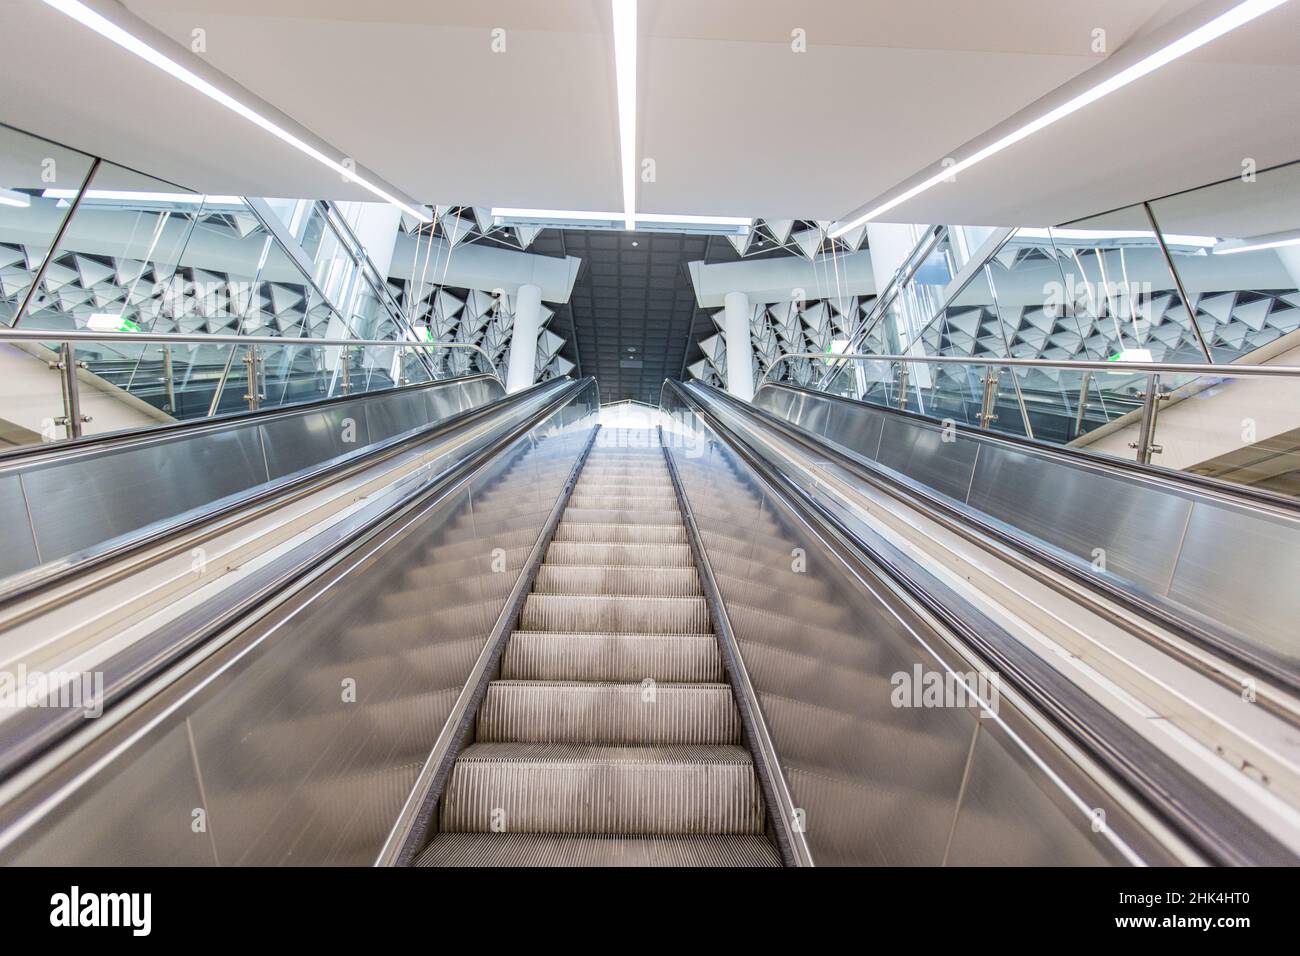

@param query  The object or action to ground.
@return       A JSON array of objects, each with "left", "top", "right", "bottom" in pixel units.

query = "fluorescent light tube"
[
  {"left": 830, "top": 0, "right": 1291, "bottom": 237},
  {"left": 41, "top": 0, "right": 430, "bottom": 222},
  {"left": 1015, "top": 227, "right": 1218, "bottom": 247},
  {"left": 612, "top": 0, "right": 638, "bottom": 230},
  {"left": 42, "top": 188, "right": 243, "bottom": 205},
  {"left": 1213, "top": 234, "right": 1300, "bottom": 255},
  {"left": 0, "top": 188, "right": 31, "bottom": 208}
]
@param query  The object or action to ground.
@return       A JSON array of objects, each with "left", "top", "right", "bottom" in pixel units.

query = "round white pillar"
[
  {"left": 507, "top": 283, "right": 544, "bottom": 393},
  {"left": 723, "top": 290, "right": 756, "bottom": 401}
]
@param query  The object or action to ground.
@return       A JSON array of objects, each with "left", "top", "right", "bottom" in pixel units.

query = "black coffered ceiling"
[{"left": 530, "top": 229, "right": 752, "bottom": 406}]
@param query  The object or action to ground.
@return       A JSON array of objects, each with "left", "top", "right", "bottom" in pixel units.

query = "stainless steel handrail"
[
  {"left": 765, "top": 350, "right": 1300, "bottom": 454},
  {"left": 0, "top": 328, "right": 503, "bottom": 437},
  {"left": 761, "top": 351, "right": 1300, "bottom": 390},
  {"left": 0, "top": 328, "right": 501, "bottom": 382}
]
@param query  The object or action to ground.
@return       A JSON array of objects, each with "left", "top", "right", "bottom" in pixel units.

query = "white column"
[
  {"left": 867, "top": 222, "right": 932, "bottom": 388},
  {"left": 338, "top": 201, "right": 403, "bottom": 279},
  {"left": 723, "top": 290, "right": 755, "bottom": 401},
  {"left": 507, "top": 283, "right": 543, "bottom": 393}
]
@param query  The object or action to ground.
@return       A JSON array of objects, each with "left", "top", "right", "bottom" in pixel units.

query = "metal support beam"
[
  {"left": 242, "top": 345, "right": 264, "bottom": 410},
  {"left": 1143, "top": 201, "right": 1214, "bottom": 364},
  {"left": 1129, "top": 373, "right": 1167, "bottom": 465},
  {"left": 978, "top": 370, "right": 1000, "bottom": 429},
  {"left": 13, "top": 159, "right": 100, "bottom": 328},
  {"left": 49, "top": 342, "right": 91, "bottom": 440}
]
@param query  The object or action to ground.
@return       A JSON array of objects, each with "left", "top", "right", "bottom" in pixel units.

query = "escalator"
[
  {"left": 0, "top": 371, "right": 1297, "bottom": 866},
  {"left": 421, "top": 430, "right": 780, "bottom": 866}
]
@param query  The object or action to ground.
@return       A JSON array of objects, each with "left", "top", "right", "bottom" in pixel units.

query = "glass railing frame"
[
  {"left": 761, "top": 350, "right": 1300, "bottom": 473},
  {"left": 0, "top": 327, "right": 503, "bottom": 441}
]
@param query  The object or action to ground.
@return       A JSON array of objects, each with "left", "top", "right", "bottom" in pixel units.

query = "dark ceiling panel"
[
  {"left": 525, "top": 225, "right": 821, "bottom": 405},
  {"left": 529, "top": 229, "right": 740, "bottom": 406}
]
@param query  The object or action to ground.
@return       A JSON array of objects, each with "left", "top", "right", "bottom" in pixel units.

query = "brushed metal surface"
[
  {"left": 0, "top": 386, "right": 597, "bottom": 865},
  {"left": 875, "top": 415, "right": 980, "bottom": 504},
  {"left": 1, "top": 376, "right": 508, "bottom": 581},
  {"left": 944, "top": 722, "right": 1121, "bottom": 866},
  {"left": 674, "top": 438, "right": 974, "bottom": 865},
  {"left": 752, "top": 383, "right": 1300, "bottom": 669},
  {"left": 417, "top": 831, "right": 781, "bottom": 866},
  {"left": 0, "top": 475, "right": 40, "bottom": 576},
  {"left": 259, "top": 401, "right": 373, "bottom": 479},
  {"left": 663, "top": 385, "right": 1146, "bottom": 866},
  {"left": 21, "top": 425, "right": 269, "bottom": 564},
  {"left": 3, "top": 720, "right": 214, "bottom": 865},
  {"left": 185, "top": 483, "right": 489, "bottom": 865},
  {"left": 1169, "top": 501, "right": 1300, "bottom": 664},
  {"left": 967, "top": 444, "right": 1190, "bottom": 597}
]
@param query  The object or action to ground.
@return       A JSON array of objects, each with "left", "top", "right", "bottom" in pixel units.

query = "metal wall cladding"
[
  {"left": 1168, "top": 500, "right": 1300, "bottom": 663},
  {"left": 663, "top": 387, "right": 1137, "bottom": 865},
  {"left": 0, "top": 376, "right": 507, "bottom": 580},
  {"left": 1, "top": 387, "right": 599, "bottom": 865},
  {"left": 944, "top": 717, "right": 1123, "bottom": 866},
  {"left": 21, "top": 425, "right": 268, "bottom": 564},
  {"left": 3, "top": 720, "right": 213, "bottom": 866},
  {"left": 0, "top": 474, "right": 40, "bottom": 576},
  {"left": 754, "top": 384, "right": 1300, "bottom": 671}
]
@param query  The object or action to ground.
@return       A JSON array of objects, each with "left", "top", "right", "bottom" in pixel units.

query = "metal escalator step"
[
  {"left": 544, "top": 541, "right": 694, "bottom": 567},
  {"left": 579, "top": 468, "right": 670, "bottom": 478},
  {"left": 520, "top": 594, "right": 710, "bottom": 633},
  {"left": 416, "top": 832, "right": 781, "bottom": 867},
  {"left": 574, "top": 473, "right": 670, "bottom": 486},
  {"left": 578, "top": 465, "right": 671, "bottom": 476},
  {"left": 551, "top": 522, "right": 688, "bottom": 544},
  {"left": 532, "top": 564, "right": 702, "bottom": 597},
  {"left": 573, "top": 485, "right": 674, "bottom": 500},
  {"left": 502, "top": 631, "right": 723, "bottom": 682},
  {"left": 439, "top": 743, "right": 764, "bottom": 834},
  {"left": 560, "top": 507, "right": 683, "bottom": 526},
  {"left": 567, "top": 494, "right": 679, "bottom": 510},
  {"left": 478, "top": 680, "right": 739, "bottom": 744}
]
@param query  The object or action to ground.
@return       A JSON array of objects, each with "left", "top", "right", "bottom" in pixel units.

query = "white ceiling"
[{"left": 1, "top": 0, "right": 1297, "bottom": 227}]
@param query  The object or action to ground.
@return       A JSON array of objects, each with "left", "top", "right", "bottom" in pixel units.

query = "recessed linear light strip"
[
  {"left": 490, "top": 208, "right": 752, "bottom": 228},
  {"left": 42, "top": 188, "right": 244, "bottom": 204},
  {"left": 612, "top": 0, "right": 638, "bottom": 230},
  {"left": 41, "top": 0, "right": 431, "bottom": 222},
  {"left": 1213, "top": 235, "right": 1300, "bottom": 255},
  {"left": 0, "top": 188, "right": 32, "bottom": 208},
  {"left": 829, "top": 0, "right": 1291, "bottom": 238}
]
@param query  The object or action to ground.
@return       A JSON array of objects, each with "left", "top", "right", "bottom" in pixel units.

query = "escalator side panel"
[
  {"left": 1, "top": 375, "right": 508, "bottom": 581},
  {"left": 0, "top": 395, "right": 595, "bottom": 865},
  {"left": 664, "top": 390, "right": 1152, "bottom": 866},
  {"left": 753, "top": 382, "right": 1300, "bottom": 675}
]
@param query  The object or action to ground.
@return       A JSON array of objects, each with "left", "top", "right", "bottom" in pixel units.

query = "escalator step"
[
  {"left": 502, "top": 631, "right": 723, "bottom": 682},
  {"left": 477, "top": 680, "right": 739, "bottom": 745},
  {"left": 532, "top": 564, "right": 702, "bottom": 597},
  {"left": 543, "top": 541, "right": 695, "bottom": 568},
  {"left": 416, "top": 832, "right": 781, "bottom": 867},
  {"left": 551, "top": 522, "right": 688, "bottom": 544},
  {"left": 439, "top": 743, "right": 764, "bottom": 835},
  {"left": 520, "top": 594, "right": 710, "bottom": 633}
]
